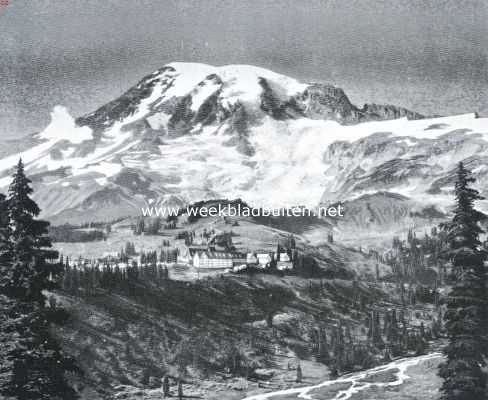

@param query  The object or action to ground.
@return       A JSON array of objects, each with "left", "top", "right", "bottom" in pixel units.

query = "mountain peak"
[
  {"left": 75, "top": 62, "right": 423, "bottom": 137},
  {"left": 1, "top": 62, "right": 486, "bottom": 225}
]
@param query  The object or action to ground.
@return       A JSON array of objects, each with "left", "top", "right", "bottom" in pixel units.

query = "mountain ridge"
[
  {"left": 0, "top": 62, "right": 486, "bottom": 239},
  {"left": 75, "top": 62, "right": 424, "bottom": 137}
]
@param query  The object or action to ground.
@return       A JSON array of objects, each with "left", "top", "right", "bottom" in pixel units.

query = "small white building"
[
  {"left": 255, "top": 251, "right": 273, "bottom": 267},
  {"left": 233, "top": 264, "right": 248, "bottom": 272},
  {"left": 275, "top": 252, "right": 290, "bottom": 262},
  {"left": 102, "top": 251, "right": 119, "bottom": 258},
  {"left": 246, "top": 253, "right": 258, "bottom": 265},
  {"left": 277, "top": 261, "right": 293, "bottom": 271}
]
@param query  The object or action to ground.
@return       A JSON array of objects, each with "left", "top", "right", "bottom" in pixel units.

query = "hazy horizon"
[{"left": 1, "top": 0, "right": 487, "bottom": 138}]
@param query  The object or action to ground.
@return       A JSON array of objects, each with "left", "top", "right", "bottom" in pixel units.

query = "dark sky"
[{"left": 1, "top": 0, "right": 487, "bottom": 138}]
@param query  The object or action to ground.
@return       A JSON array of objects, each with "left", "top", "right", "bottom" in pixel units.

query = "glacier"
[{"left": 0, "top": 62, "right": 486, "bottom": 225}]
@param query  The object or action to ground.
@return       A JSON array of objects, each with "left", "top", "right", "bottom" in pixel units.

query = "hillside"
[
  {"left": 52, "top": 208, "right": 389, "bottom": 280},
  {"left": 52, "top": 269, "right": 440, "bottom": 400},
  {"left": 39, "top": 205, "right": 441, "bottom": 399}
]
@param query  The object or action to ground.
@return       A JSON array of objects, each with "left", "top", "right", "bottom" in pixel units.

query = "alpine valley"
[{"left": 3, "top": 62, "right": 488, "bottom": 400}]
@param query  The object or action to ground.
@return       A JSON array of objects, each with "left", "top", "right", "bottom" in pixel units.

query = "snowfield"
[{"left": 0, "top": 62, "right": 487, "bottom": 221}]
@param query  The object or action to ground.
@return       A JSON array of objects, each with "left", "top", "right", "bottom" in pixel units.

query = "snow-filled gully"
[{"left": 243, "top": 352, "right": 442, "bottom": 400}]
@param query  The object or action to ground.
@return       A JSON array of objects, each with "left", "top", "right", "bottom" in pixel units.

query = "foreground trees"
[
  {"left": 0, "top": 159, "right": 78, "bottom": 399},
  {"left": 439, "top": 162, "right": 488, "bottom": 400}
]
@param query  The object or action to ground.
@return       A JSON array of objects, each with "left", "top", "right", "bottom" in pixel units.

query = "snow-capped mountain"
[{"left": 1, "top": 62, "right": 487, "bottom": 226}]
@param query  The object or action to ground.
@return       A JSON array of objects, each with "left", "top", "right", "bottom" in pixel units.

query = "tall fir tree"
[
  {"left": 3, "top": 159, "right": 59, "bottom": 302},
  {"left": 0, "top": 159, "right": 79, "bottom": 399},
  {"left": 438, "top": 162, "right": 488, "bottom": 400},
  {"left": 0, "top": 192, "right": 10, "bottom": 264}
]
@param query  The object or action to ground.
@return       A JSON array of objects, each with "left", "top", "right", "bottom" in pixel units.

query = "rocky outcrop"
[
  {"left": 222, "top": 102, "right": 255, "bottom": 156},
  {"left": 359, "top": 103, "right": 424, "bottom": 122},
  {"left": 76, "top": 67, "right": 173, "bottom": 136},
  {"left": 293, "top": 83, "right": 423, "bottom": 124},
  {"left": 297, "top": 83, "right": 357, "bottom": 122},
  {"left": 259, "top": 78, "right": 304, "bottom": 120}
]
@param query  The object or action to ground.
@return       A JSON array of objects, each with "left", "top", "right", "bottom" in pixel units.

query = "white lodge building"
[{"left": 193, "top": 250, "right": 234, "bottom": 269}]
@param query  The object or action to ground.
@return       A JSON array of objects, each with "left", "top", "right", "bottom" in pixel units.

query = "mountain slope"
[{"left": 0, "top": 62, "right": 486, "bottom": 230}]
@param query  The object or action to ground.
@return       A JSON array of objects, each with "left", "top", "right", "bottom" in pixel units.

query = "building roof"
[
  {"left": 254, "top": 249, "right": 274, "bottom": 254},
  {"left": 187, "top": 245, "right": 209, "bottom": 256},
  {"left": 194, "top": 250, "right": 246, "bottom": 260},
  {"left": 206, "top": 251, "right": 234, "bottom": 259}
]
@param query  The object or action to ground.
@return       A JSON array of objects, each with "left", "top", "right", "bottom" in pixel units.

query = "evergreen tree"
[
  {"left": 327, "top": 232, "right": 333, "bottom": 244},
  {"left": 315, "top": 327, "right": 329, "bottom": 363},
  {"left": 177, "top": 380, "right": 183, "bottom": 400},
  {"left": 296, "top": 363, "right": 303, "bottom": 383},
  {"left": 439, "top": 162, "right": 488, "bottom": 400},
  {"left": 0, "top": 193, "right": 10, "bottom": 264},
  {"left": 162, "top": 375, "right": 170, "bottom": 397},
  {"left": 134, "top": 218, "right": 145, "bottom": 235},
  {"left": 367, "top": 310, "right": 383, "bottom": 346},
  {"left": 2, "top": 159, "right": 59, "bottom": 302},
  {"left": 332, "top": 325, "right": 345, "bottom": 372},
  {"left": 0, "top": 160, "right": 79, "bottom": 399}
]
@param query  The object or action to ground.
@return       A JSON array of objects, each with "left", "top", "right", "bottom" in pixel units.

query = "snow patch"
[
  {"left": 397, "top": 138, "right": 417, "bottom": 146},
  {"left": 76, "top": 161, "right": 122, "bottom": 179},
  {"left": 161, "top": 63, "right": 216, "bottom": 99},
  {"left": 146, "top": 113, "right": 171, "bottom": 130},
  {"left": 190, "top": 79, "right": 221, "bottom": 112},
  {"left": 162, "top": 62, "right": 308, "bottom": 110},
  {"left": 245, "top": 113, "right": 488, "bottom": 208}
]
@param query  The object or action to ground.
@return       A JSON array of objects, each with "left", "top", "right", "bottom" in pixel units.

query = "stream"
[{"left": 243, "top": 352, "right": 443, "bottom": 400}]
